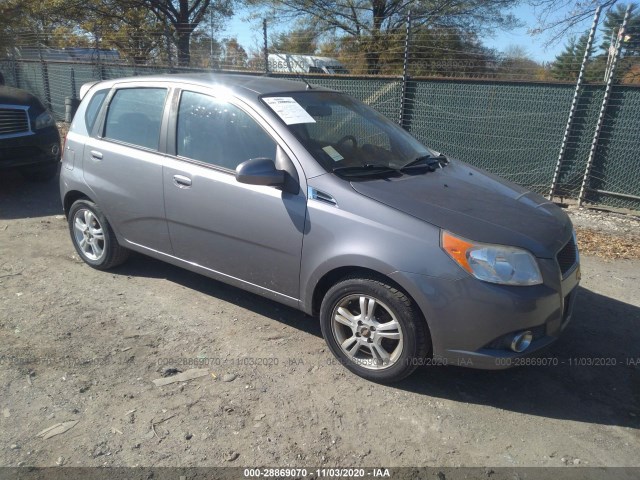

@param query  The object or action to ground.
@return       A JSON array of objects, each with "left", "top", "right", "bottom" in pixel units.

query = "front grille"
[
  {"left": 0, "top": 107, "right": 30, "bottom": 136},
  {"left": 557, "top": 236, "right": 577, "bottom": 277}
]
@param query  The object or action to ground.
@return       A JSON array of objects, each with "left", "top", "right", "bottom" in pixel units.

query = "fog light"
[
  {"left": 51, "top": 144, "right": 60, "bottom": 156},
  {"left": 510, "top": 331, "right": 533, "bottom": 353}
]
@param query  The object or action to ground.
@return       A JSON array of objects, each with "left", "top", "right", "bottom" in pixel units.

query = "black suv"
[{"left": 0, "top": 78, "right": 60, "bottom": 181}]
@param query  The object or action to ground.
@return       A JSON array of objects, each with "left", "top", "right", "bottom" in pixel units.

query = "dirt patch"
[{"left": 1, "top": 171, "right": 639, "bottom": 468}]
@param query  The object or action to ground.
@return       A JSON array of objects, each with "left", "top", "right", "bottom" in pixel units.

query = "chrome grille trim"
[{"left": 0, "top": 104, "right": 32, "bottom": 138}]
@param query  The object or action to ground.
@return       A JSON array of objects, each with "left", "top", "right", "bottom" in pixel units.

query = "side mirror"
[{"left": 235, "top": 158, "right": 285, "bottom": 187}]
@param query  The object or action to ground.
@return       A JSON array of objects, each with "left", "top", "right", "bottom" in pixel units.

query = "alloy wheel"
[
  {"left": 73, "top": 208, "right": 105, "bottom": 261},
  {"left": 331, "top": 294, "right": 404, "bottom": 370}
]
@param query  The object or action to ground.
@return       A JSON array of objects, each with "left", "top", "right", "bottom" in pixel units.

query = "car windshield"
[{"left": 261, "top": 91, "right": 435, "bottom": 178}]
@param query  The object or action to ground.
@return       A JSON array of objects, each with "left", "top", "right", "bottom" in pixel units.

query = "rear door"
[
  {"left": 162, "top": 88, "right": 307, "bottom": 301},
  {"left": 82, "top": 84, "right": 172, "bottom": 253}
]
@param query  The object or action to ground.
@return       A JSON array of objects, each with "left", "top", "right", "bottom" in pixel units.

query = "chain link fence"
[{"left": 1, "top": 13, "right": 639, "bottom": 212}]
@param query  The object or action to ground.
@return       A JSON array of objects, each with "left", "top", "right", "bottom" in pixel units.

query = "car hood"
[
  {"left": 0, "top": 86, "right": 43, "bottom": 108},
  {"left": 349, "top": 160, "right": 572, "bottom": 258}
]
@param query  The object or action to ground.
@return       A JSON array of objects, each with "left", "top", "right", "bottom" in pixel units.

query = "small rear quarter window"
[{"left": 84, "top": 89, "right": 108, "bottom": 134}]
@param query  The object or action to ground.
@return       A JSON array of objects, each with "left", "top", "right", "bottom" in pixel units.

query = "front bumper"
[
  {"left": 0, "top": 127, "right": 60, "bottom": 170},
  {"left": 391, "top": 257, "right": 581, "bottom": 370}
]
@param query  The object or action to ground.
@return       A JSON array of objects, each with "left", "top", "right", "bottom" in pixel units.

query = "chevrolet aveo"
[{"left": 60, "top": 74, "right": 580, "bottom": 382}]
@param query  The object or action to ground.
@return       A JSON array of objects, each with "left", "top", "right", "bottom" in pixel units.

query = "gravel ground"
[
  {"left": 1, "top": 170, "right": 639, "bottom": 469},
  {"left": 568, "top": 207, "right": 640, "bottom": 260}
]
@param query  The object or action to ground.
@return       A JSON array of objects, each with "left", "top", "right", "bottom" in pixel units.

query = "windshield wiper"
[
  {"left": 332, "top": 164, "right": 399, "bottom": 178},
  {"left": 400, "top": 154, "right": 448, "bottom": 172}
]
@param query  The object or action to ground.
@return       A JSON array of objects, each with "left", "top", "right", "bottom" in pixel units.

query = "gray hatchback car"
[{"left": 60, "top": 74, "right": 580, "bottom": 382}]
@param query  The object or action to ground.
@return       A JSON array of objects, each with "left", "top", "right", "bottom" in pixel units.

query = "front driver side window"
[{"left": 177, "top": 91, "right": 277, "bottom": 170}]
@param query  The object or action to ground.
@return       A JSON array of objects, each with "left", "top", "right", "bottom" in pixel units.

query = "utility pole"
[
  {"left": 263, "top": 19, "right": 269, "bottom": 74},
  {"left": 210, "top": 7, "right": 215, "bottom": 69}
]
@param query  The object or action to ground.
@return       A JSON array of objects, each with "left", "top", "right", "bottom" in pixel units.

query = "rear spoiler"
[{"left": 79, "top": 81, "right": 100, "bottom": 100}]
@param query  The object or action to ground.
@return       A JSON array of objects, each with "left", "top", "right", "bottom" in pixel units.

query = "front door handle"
[
  {"left": 173, "top": 174, "right": 192, "bottom": 188},
  {"left": 90, "top": 150, "right": 103, "bottom": 160}
]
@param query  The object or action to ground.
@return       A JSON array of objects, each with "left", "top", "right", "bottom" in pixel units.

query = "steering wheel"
[{"left": 336, "top": 135, "right": 358, "bottom": 149}]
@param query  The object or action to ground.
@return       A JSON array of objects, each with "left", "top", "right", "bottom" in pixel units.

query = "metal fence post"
[
  {"left": 93, "top": 29, "right": 105, "bottom": 80},
  {"left": 548, "top": 6, "right": 601, "bottom": 199},
  {"left": 263, "top": 19, "right": 269, "bottom": 74},
  {"left": 97, "top": 49, "right": 105, "bottom": 80},
  {"left": 398, "top": 10, "right": 412, "bottom": 128},
  {"left": 214, "top": 5, "right": 215, "bottom": 70},
  {"left": 37, "top": 43, "right": 52, "bottom": 111},
  {"left": 11, "top": 52, "right": 20, "bottom": 89},
  {"left": 578, "top": 5, "right": 631, "bottom": 206},
  {"left": 70, "top": 67, "right": 77, "bottom": 99},
  {"left": 165, "top": 22, "right": 174, "bottom": 73}
]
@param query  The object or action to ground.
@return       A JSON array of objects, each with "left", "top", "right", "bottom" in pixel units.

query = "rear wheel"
[
  {"left": 320, "top": 277, "right": 430, "bottom": 383},
  {"left": 68, "top": 199, "right": 129, "bottom": 269}
]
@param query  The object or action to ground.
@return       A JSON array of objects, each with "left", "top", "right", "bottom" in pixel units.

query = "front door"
[{"left": 163, "top": 90, "right": 306, "bottom": 300}]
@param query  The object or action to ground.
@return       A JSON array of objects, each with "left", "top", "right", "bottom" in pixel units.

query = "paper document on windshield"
[
  {"left": 322, "top": 146, "right": 344, "bottom": 162},
  {"left": 263, "top": 97, "right": 316, "bottom": 125}
]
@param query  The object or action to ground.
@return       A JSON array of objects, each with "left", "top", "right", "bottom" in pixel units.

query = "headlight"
[
  {"left": 442, "top": 230, "right": 543, "bottom": 286},
  {"left": 34, "top": 111, "right": 55, "bottom": 130}
]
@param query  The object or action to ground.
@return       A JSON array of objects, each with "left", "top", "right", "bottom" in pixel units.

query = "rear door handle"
[
  {"left": 90, "top": 150, "right": 103, "bottom": 160},
  {"left": 173, "top": 174, "right": 192, "bottom": 188}
]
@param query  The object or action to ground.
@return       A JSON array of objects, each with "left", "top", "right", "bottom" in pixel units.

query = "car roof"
[{"left": 95, "top": 73, "right": 333, "bottom": 100}]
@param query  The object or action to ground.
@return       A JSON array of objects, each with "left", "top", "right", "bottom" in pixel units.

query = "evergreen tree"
[
  {"left": 551, "top": 33, "right": 592, "bottom": 81},
  {"left": 600, "top": 4, "right": 640, "bottom": 55}
]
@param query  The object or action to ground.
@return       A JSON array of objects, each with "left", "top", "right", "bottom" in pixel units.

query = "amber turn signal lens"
[{"left": 442, "top": 230, "right": 474, "bottom": 273}]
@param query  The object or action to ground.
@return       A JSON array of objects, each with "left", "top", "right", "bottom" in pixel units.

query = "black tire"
[
  {"left": 320, "top": 276, "right": 430, "bottom": 383},
  {"left": 68, "top": 199, "right": 129, "bottom": 270},
  {"left": 20, "top": 163, "right": 58, "bottom": 182}
]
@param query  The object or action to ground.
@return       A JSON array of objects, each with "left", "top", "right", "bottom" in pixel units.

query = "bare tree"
[
  {"left": 528, "top": 0, "right": 621, "bottom": 43},
  {"left": 1, "top": 0, "right": 234, "bottom": 66},
  {"left": 253, "top": 0, "right": 521, "bottom": 73},
  {"left": 135, "top": 0, "right": 233, "bottom": 66}
]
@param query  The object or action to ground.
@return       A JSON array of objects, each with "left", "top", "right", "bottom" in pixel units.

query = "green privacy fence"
[
  {"left": 1, "top": 59, "right": 639, "bottom": 211},
  {"left": 584, "top": 86, "right": 640, "bottom": 210},
  {"left": 406, "top": 80, "right": 575, "bottom": 195}
]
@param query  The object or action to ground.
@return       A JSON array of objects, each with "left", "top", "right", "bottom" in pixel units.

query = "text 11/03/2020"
[{"left": 243, "top": 468, "right": 391, "bottom": 477}]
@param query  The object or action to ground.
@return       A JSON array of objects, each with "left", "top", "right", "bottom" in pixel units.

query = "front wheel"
[
  {"left": 68, "top": 199, "right": 129, "bottom": 270},
  {"left": 320, "top": 277, "right": 430, "bottom": 383}
]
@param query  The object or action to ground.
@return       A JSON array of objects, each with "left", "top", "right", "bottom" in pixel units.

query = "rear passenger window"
[
  {"left": 177, "top": 91, "right": 277, "bottom": 170},
  {"left": 104, "top": 88, "right": 167, "bottom": 150},
  {"left": 84, "top": 89, "right": 108, "bottom": 134}
]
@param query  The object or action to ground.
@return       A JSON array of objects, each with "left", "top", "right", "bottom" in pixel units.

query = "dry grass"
[
  {"left": 56, "top": 122, "right": 69, "bottom": 138},
  {"left": 575, "top": 227, "right": 640, "bottom": 260}
]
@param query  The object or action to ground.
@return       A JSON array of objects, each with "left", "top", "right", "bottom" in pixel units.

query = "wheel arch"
[
  {"left": 311, "top": 265, "right": 434, "bottom": 365},
  {"left": 310, "top": 266, "right": 429, "bottom": 334},
  {"left": 63, "top": 190, "right": 93, "bottom": 218}
]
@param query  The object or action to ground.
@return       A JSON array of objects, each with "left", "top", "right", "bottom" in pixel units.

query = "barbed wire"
[{"left": 1, "top": 25, "right": 638, "bottom": 82}]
